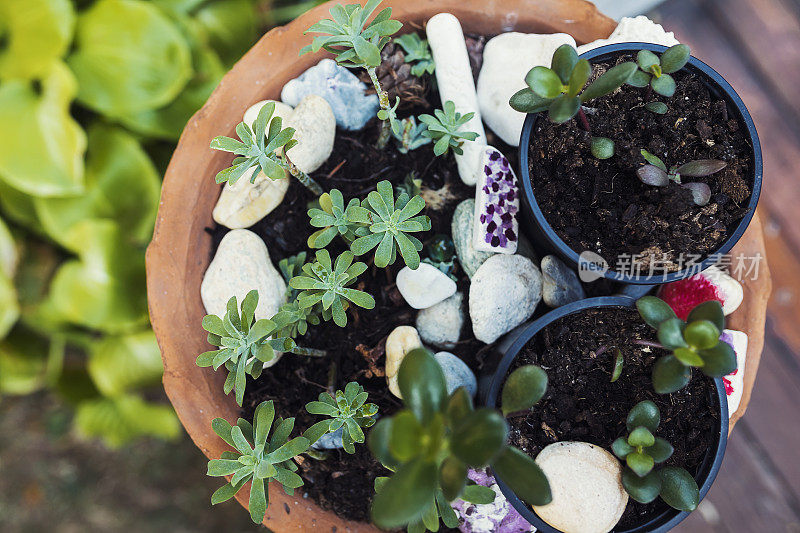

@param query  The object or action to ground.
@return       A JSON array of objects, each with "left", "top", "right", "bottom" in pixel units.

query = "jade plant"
[
  {"left": 304, "top": 382, "right": 379, "bottom": 454},
  {"left": 206, "top": 400, "right": 310, "bottom": 523},
  {"left": 289, "top": 249, "right": 375, "bottom": 327},
  {"left": 636, "top": 296, "right": 737, "bottom": 393},
  {"left": 637, "top": 149, "right": 726, "bottom": 206},
  {"left": 301, "top": 0, "right": 403, "bottom": 147},
  {"left": 418, "top": 101, "right": 480, "bottom": 156},
  {"left": 196, "top": 291, "right": 294, "bottom": 406},
  {"left": 612, "top": 401, "right": 700, "bottom": 512},
  {"left": 395, "top": 32, "right": 435, "bottom": 77},
  {"left": 209, "top": 101, "right": 323, "bottom": 195},
  {"left": 628, "top": 44, "right": 692, "bottom": 98},
  {"left": 367, "top": 348, "right": 551, "bottom": 530}
]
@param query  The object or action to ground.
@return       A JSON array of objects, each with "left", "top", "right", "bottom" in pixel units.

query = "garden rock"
[
  {"left": 477, "top": 32, "right": 575, "bottom": 146},
  {"left": 452, "top": 199, "right": 493, "bottom": 278},
  {"left": 396, "top": 263, "right": 457, "bottom": 309},
  {"left": 434, "top": 351, "right": 477, "bottom": 397},
  {"left": 212, "top": 167, "right": 290, "bottom": 229},
  {"left": 200, "top": 229, "right": 286, "bottom": 320},
  {"left": 385, "top": 326, "right": 423, "bottom": 398},
  {"left": 281, "top": 58, "right": 378, "bottom": 131},
  {"left": 451, "top": 469, "right": 534, "bottom": 533},
  {"left": 470, "top": 254, "right": 542, "bottom": 344},
  {"left": 541, "top": 255, "right": 585, "bottom": 307},
  {"left": 577, "top": 16, "right": 679, "bottom": 54},
  {"left": 473, "top": 147, "right": 520, "bottom": 254},
  {"left": 284, "top": 95, "right": 336, "bottom": 174},
  {"left": 416, "top": 292, "right": 464, "bottom": 349},
  {"left": 243, "top": 99, "right": 294, "bottom": 130},
  {"left": 427, "top": 13, "right": 486, "bottom": 185},
  {"left": 533, "top": 442, "right": 628, "bottom": 533},
  {"left": 720, "top": 329, "right": 748, "bottom": 415},
  {"left": 312, "top": 426, "right": 344, "bottom": 450}
]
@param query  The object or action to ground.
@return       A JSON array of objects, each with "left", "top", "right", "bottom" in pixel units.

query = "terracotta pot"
[{"left": 145, "top": 1, "right": 770, "bottom": 530}]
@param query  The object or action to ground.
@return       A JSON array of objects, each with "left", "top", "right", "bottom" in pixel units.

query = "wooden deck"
[{"left": 655, "top": 0, "right": 800, "bottom": 530}]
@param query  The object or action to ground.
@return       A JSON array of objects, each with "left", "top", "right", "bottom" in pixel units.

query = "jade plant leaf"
[
  {"left": 652, "top": 354, "right": 692, "bottom": 394},
  {"left": 501, "top": 365, "right": 548, "bottom": 415},
  {"left": 636, "top": 295, "right": 677, "bottom": 329},
  {"left": 397, "top": 347, "right": 448, "bottom": 425},
  {"left": 550, "top": 44, "right": 579, "bottom": 84},
  {"left": 371, "top": 458, "right": 437, "bottom": 529},
  {"left": 87, "top": 330, "right": 164, "bottom": 397},
  {"left": 0, "top": 0, "right": 75, "bottom": 80},
  {"left": 35, "top": 124, "right": 161, "bottom": 247},
  {"left": 659, "top": 44, "right": 691, "bottom": 74},
  {"left": 626, "top": 400, "right": 660, "bottom": 433},
  {"left": 0, "top": 62, "right": 86, "bottom": 197},
  {"left": 439, "top": 457, "right": 468, "bottom": 500},
  {"left": 74, "top": 394, "right": 181, "bottom": 448},
  {"left": 684, "top": 320, "right": 720, "bottom": 350},
  {"left": 450, "top": 409, "right": 507, "bottom": 467},
  {"left": 67, "top": 0, "right": 193, "bottom": 116},
  {"left": 622, "top": 468, "right": 662, "bottom": 504},
  {"left": 698, "top": 341, "right": 737, "bottom": 377},
  {"left": 658, "top": 466, "right": 699, "bottom": 512},
  {"left": 657, "top": 318, "right": 688, "bottom": 350},
  {"left": 491, "top": 446, "right": 552, "bottom": 506}
]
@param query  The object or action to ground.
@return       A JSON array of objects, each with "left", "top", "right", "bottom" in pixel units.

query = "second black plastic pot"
[
  {"left": 518, "top": 43, "right": 763, "bottom": 285},
  {"left": 484, "top": 296, "right": 729, "bottom": 533}
]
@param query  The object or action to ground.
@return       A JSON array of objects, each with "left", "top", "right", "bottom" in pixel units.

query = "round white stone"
[
  {"left": 385, "top": 326, "right": 423, "bottom": 398},
  {"left": 396, "top": 263, "right": 457, "bottom": 310},
  {"left": 416, "top": 292, "right": 464, "bottom": 349},
  {"left": 243, "top": 99, "right": 294, "bottom": 131},
  {"left": 284, "top": 95, "right": 336, "bottom": 174},
  {"left": 533, "top": 442, "right": 628, "bottom": 533},
  {"left": 212, "top": 167, "right": 290, "bottom": 229}
]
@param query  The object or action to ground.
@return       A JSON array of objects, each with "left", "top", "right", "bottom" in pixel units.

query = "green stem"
[
  {"left": 278, "top": 157, "right": 323, "bottom": 196},
  {"left": 291, "top": 346, "right": 327, "bottom": 357},
  {"left": 367, "top": 67, "right": 392, "bottom": 150}
]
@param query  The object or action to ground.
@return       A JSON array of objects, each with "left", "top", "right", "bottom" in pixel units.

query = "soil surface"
[
  {"left": 506, "top": 307, "right": 719, "bottom": 529},
  {"left": 528, "top": 54, "right": 754, "bottom": 274}
]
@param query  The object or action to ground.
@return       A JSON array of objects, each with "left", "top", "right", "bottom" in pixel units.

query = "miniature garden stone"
[
  {"left": 396, "top": 263, "right": 457, "bottom": 309},
  {"left": 533, "top": 442, "right": 628, "bottom": 533},
  {"left": 470, "top": 254, "right": 542, "bottom": 344},
  {"left": 243, "top": 99, "right": 294, "bottom": 130},
  {"left": 200, "top": 229, "right": 286, "bottom": 320},
  {"left": 427, "top": 13, "right": 486, "bottom": 186},
  {"left": 477, "top": 32, "right": 575, "bottom": 146},
  {"left": 473, "top": 147, "right": 520, "bottom": 254},
  {"left": 281, "top": 58, "right": 378, "bottom": 131},
  {"left": 434, "top": 351, "right": 477, "bottom": 397},
  {"left": 577, "top": 15, "right": 680, "bottom": 54},
  {"left": 721, "top": 329, "right": 748, "bottom": 415},
  {"left": 284, "top": 95, "right": 336, "bottom": 174},
  {"left": 452, "top": 199, "right": 493, "bottom": 278},
  {"left": 385, "top": 326, "right": 423, "bottom": 398},
  {"left": 312, "top": 426, "right": 344, "bottom": 450},
  {"left": 541, "top": 255, "right": 586, "bottom": 308},
  {"left": 452, "top": 469, "right": 534, "bottom": 533},
  {"left": 416, "top": 292, "right": 464, "bottom": 349},
  {"left": 657, "top": 265, "right": 743, "bottom": 319},
  {"left": 212, "top": 167, "right": 290, "bottom": 229}
]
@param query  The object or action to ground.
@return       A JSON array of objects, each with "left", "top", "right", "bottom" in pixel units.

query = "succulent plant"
[
  {"left": 206, "top": 400, "right": 310, "bottom": 523},
  {"left": 368, "top": 348, "right": 550, "bottom": 530},
  {"left": 612, "top": 401, "right": 700, "bottom": 512},
  {"left": 393, "top": 116, "right": 432, "bottom": 154},
  {"left": 395, "top": 33, "right": 435, "bottom": 77},
  {"left": 418, "top": 100, "right": 480, "bottom": 156},
  {"left": 307, "top": 189, "right": 364, "bottom": 249},
  {"left": 304, "top": 382, "right": 378, "bottom": 454},
  {"left": 628, "top": 44, "right": 691, "bottom": 98},
  {"left": 209, "top": 101, "right": 322, "bottom": 195},
  {"left": 637, "top": 149, "right": 725, "bottom": 206},
  {"left": 636, "top": 296, "right": 737, "bottom": 393}
]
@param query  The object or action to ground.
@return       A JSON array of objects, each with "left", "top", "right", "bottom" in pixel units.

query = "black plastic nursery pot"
[
  {"left": 485, "top": 296, "right": 729, "bottom": 533},
  {"left": 518, "top": 43, "right": 763, "bottom": 285}
]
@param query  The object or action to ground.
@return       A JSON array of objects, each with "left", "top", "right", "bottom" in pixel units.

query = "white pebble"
[
  {"left": 577, "top": 16, "right": 679, "bottom": 54},
  {"left": 385, "top": 326, "right": 423, "bottom": 398},
  {"left": 396, "top": 263, "right": 457, "bottom": 310}
]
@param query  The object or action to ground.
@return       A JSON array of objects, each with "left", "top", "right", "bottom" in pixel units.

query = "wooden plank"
[{"left": 761, "top": 211, "right": 800, "bottom": 353}]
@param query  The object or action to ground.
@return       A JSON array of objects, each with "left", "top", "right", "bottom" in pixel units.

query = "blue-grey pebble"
[{"left": 434, "top": 351, "right": 477, "bottom": 397}]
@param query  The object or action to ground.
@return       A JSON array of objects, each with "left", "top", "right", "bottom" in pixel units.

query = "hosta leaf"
[
  {"left": 87, "top": 330, "right": 163, "bottom": 397},
  {"left": 0, "top": 181, "right": 41, "bottom": 230},
  {"left": 35, "top": 124, "right": 160, "bottom": 246},
  {"left": 67, "top": 0, "right": 192, "bottom": 116},
  {"left": 74, "top": 394, "right": 180, "bottom": 448},
  {"left": 193, "top": 0, "right": 256, "bottom": 67},
  {"left": 0, "top": 62, "right": 86, "bottom": 197}
]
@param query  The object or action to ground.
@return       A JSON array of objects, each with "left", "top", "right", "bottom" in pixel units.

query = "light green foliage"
[
  {"left": 74, "top": 394, "right": 181, "bottom": 449},
  {"left": 393, "top": 116, "right": 432, "bottom": 154},
  {"left": 612, "top": 401, "right": 699, "bottom": 511},
  {"left": 289, "top": 249, "right": 375, "bottom": 328},
  {"left": 368, "top": 348, "right": 551, "bottom": 530},
  {"left": 636, "top": 150, "right": 724, "bottom": 206},
  {"left": 510, "top": 44, "right": 637, "bottom": 124},
  {"left": 196, "top": 290, "right": 293, "bottom": 406},
  {"left": 395, "top": 33, "right": 435, "bottom": 76},
  {"left": 88, "top": 330, "right": 165, "bottom": 397},
  {"left": 591, "top": 136, "right": 615, "bottom": 160},
  {"left": 418, "top": 101, "right": 480, "bottom": 156},
  {"left": 304, "top": 382, "right": 378, "bottom": 453},
  {"left": 307, "top": 190, "right": 363, "bottom": 248},
  {"left": 628, "top": 44, "right": 691, "bottom": 98},
  {"left": 636, "top": 296, "right": 737, "bottom": 393},
  {"left": 348, "top": 180, "right": 432, "bottom": 269},
  {"left": 396, "top": 172, "right": 423, "bottom": 198},
  {"left": 207, "top": 400, "right": 310, "bottom": 523}
]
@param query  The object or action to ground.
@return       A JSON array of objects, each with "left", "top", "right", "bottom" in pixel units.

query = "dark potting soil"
[
  {"left": 506, "top": 307, "right": 719, "bottom": 529},
  {"left": 528, "top": 55, "right": 754, "bottom": 273}
]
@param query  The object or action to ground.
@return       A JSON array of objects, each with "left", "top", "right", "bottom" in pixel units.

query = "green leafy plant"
[
  {"left": 393, "top": 116, "right": 432, "bottom": 154},
  {"left": 418, "top": 101, "right": 480, "bottom": 156},
  {"left": 612, "top": 401, "right": 700, "bottom": 512},
  {"left": 422, "top": 234, "right": 457, "bottom": 279},
  {"left": 348, "top": 180, "right": 432, "bottom": 269},
  {"left": 396, "top": 171, "right": 423, "bottom": 198},
  {"left": 210, "top": 101, "right": 323, "bottom": 195},
  {"left": 300, "top": 0, "right": 403, "bottom": 147},
  {"left": 636, "top": 296, "right": 737, "bottom": 393},
  {"left": 395, "top": 33, "right": 435, "bottom": 76},
  {"left": 628, "top": 45, "right": 691, "bottom": 98},
  {"left": 637, "top": 150, "right": 726, "bottom": 206},
  {"left": 289, "top": 250, "right": 375, "bottom": 328},
  {"left": 307, "top": 189, "right": 364, "bottom": 248},
  {"left": 509, "top": 44, "right": 637, "bottom": 125},
  {"left": 367, "top": 348, "right": 551, "bottom": 530},
  {"left": 196, "top": 290, "right": 293, "bottom": 406},
  {"left": 303, "top": 381, "right": 378, "bottom": 453},
  {"left": 207, "top": 400, "right": 310, "bottom": 523}
]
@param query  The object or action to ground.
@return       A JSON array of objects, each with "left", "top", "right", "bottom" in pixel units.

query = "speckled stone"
[
  {"left": 452, "top": 199, "right": 493, "bottom": 278},
  {"left": 416, "top": 292, "right": 464, "bottom": 349}
]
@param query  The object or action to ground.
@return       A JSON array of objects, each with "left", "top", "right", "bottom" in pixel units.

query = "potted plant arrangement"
[{"left": 146, "top": 0, "right": 771, "bottom": 531}]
